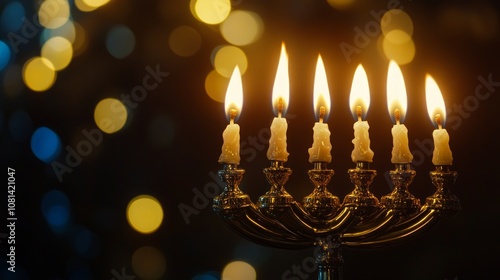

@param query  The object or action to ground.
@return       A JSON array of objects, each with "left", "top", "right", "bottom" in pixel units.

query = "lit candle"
[
  {"left": 308, "top": 54, "right": 332, "bottom": 163},
  {"left": 387, "top": 60, "right": 413, "bottom": 164},
  {"left": 218, "top": 66, "right": 243, "bottom": 165},
  {"left": 425, "top": 74, "right": 453, "bottom": 165},
  {"left": 267, "top": 43, "right": 290, "bottom": 162},
  {"left": 349, "top": 64, "right": 374, "bottom": 163}
]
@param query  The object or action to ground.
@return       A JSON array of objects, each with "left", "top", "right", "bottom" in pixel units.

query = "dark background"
[{"left": 1, "top": 0, "right": 500, "bottom": 279}]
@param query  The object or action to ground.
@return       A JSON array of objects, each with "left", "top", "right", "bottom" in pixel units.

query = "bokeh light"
[
  {"left": 41, "top": 36, "right": 74, "bottom": 71},
  {"left": 41, "top": 190, "right": 71, "bottom": 232},
  {"left": 31, "top": 126, "right": 62, "bottom": 163},
  {"left": 148, "top": 115, "right": 176, "bottom": 149},
  {"left": 205, "top": 69, "right": 229, "bottom": 103},
  {"left": 79, "top": 0, "right": 111, "bottom": 11},
  {"left": 194, "top": 0, "right": 231, "bottom": 25},
  {"left": 169, "top": 25, "right": 202, "bottom": 57},
  {"left": 0, "top": 41, "right": 11, "bottom": 71},
  {"left": 220, "top": 11, "right": 264, "bottom": 46},
  {"left": 221, "top": 261, "right": 256, "bottom": 280},
  {"left": 22, "top": 57, "right": 57, "bottom": 92},
  {"left": 382, "top": 31, "right": 415, "bottom": 65},
  {"left": 38, "top": 0, "right": 71, "bottom": 29},
  {"left": 94, "top": 98, "right": 128, "bottom": 134},
  {"left": 214, "top": 45, "right": 248, "bottom": 77},
  {"left": 1, "top": 1, "right": 25, "bottom": 32},
  {"left": 132, "top": 246, "right": 167, "bottom": 279},
  {"left": 106, "top": 25, "right": 136, "bottom": 59},
  {"left": 126, "top": 195, "right": 164, "bottom": 234},
  {"left": 381, "top": 9, "right": 414, "bottom": 37},
  {"left": 41, "top": 19, "right": 76, "bottom": 44}
]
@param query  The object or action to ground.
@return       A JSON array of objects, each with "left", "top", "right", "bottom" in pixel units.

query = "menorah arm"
[{"left": 343, "top": 207, "right": 439, "bottom": 247}]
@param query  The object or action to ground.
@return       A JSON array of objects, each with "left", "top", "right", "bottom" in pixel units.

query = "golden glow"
[
  {"left": 349, "top": 64, "right": 370, "bottom": 120},
  {"left": 425, "top": 74, "right": 447, "bottom": 126},
  {"left": 126, "top": 195, "right": 164, "bottom": 234},
  {"left": 214, "top": 45, "right": 248, "bottom": 77},
  {"left": 381, "top": 9, "right": 414, "bottom": 37},
  {"left": 222, "top": 261, "right": 257, "bottom": 280},
  {"left": 386, "top": 60, "right": 408, "bottom": 122},
  {"left": 22, "top": 57, "right": 56, "bottom": 92},
  {"left": 75, "top": 0, "right": 97, "bottom": 12},
  {"left": 169, "top": 25, "right": 202, "bottom": 57},
  {"left": 94, "top": 98, "right": 128, "bottom": 134},
  {"left": 225, "top": 66, "right": 243, "bottom": 121},
  {"left": 205, "top": 70, "right": 228, "bottom": 103},
  {"left": 83, "top": 0, "right": 110, "bottom": 8},
  {"left": 313, "top": 54, "right": 331, "bottom": 121},
  {"left": 194, "top": 0, "right": 231, "bottom": 25},
  {"left": 327, "top": 0, "right": 356, "bottom": 10},
  {"left": 38, "top": 0, "right": 70, "bottom": 29},
  {"left": 132, "top": 246, "right": 167, "bottom": 280},
  {"left": 272, "top": 43, "right": 289, "bottom": 116},
  {"left": 41, "top": 36, "right": 73, "bottom": 71},
  {"left": 220, "top": 10, "right": 263, "bottom": 46},
  {"left": 382, "top": 30, "right": 415, "bottom": 65}
]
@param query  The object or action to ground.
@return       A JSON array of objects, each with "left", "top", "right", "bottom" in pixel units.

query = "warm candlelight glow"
[
  {"left": 349, "top": 64, "right": 370, "bottom": 120},
  {"left": 225, "top": 66, "right": 243, "bottom": 122},
  {"left": 313, "top": 54, "right": 331, "bottom": 121},
  {"left": 425, "top": 74, "right": 446, "bottom": 127},
  {"left": 387, "top": 60, "right": 407, "bottom": 123},
  {"left": 272, "top": 42, "right": 289, "bottom": 117}
]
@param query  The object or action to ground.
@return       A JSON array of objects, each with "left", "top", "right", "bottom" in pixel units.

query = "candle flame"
[
  {"left": 225, "top": 66, "right": 243, "bottom": 122},
  {"left": 387, "top": 60, "right": 408, "bottom": 123},
  {"left": 313, "top": 54, "right": 331, "bottom": 121},
  {"left": 349, "top": 64, "right": 370, "bottom": 121},
  {"left": 272, "top": 42, "right": 289, "bottom": 117},
  {"left": 425, "top": 74, "right": 447, "bottom": 128}
]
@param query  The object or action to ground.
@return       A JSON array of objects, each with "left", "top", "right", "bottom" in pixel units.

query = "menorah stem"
[{"left": 316, "top": 235, "right": 343, "bottom": 280}]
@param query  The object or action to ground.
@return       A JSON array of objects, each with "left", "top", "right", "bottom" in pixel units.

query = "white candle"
[
  {"left": 218, "top": 66, "right": 243, "bottom": 165},
  {"left": 267, "top": 43, "right": 290, "bottom": 162},
  {"left": 391, "top": 120, "right": 413, "bottom": 164},
  {"left": 432, "top": 126, "right": 453, "bottom": 165},
  {"left": 426, "top": 75, "right": 453, "bottom": 165},
  {"left": 308, "top": 55, "right": 332, "bottom": 163},
  {"left": 219, "top": 119, "right": 241, "bottom": 164},
  {"left": 387, "top": 60, "right": 413, "bottom": 164},
  {"left": 267, "top": 116, "right": 289, "bottom": 161},
  {"left": 352, "top": 119, "right": 374, "bottom": 162},
  {"left": 309, "top": 117, "right": 332, "bottom": 163},
  {"left": 349, "top": 64, "right": 374, "bottom": 163}
]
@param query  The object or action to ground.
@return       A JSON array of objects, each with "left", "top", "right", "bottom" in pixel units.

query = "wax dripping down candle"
[
  {"left": 425, "top": 75, "right": 453, "bottom": 165},
  {"left": 349, "top": 64, "right": 374, "bottom": 163},
  {"left": 308, "top": 54, "right": 332, "bottom": 163},
  {"left": 267, "top": 43, "right": 290, "bottom": 162},
  {"left": 218, "top": 66, "right": 243, "bottom": 165},
  {"left": 387, "top": 61, "right": 413, "bottom": 164}
]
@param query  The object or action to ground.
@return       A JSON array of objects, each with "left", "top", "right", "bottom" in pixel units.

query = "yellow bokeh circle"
[
  {"left": 214, "top": 45, "right": 248, "bottom": 78},
  {"left": 220, "top": 10, "right": 263, "bottom": 46},
  {"left": 222, "top": 261, "right": 257, "bottom": 280},
  {"left": 22, "top": 57, "right": 57, "bottom": 92},
  {"left": 126, "top": 195, "right": 164, "bottom": 234},
  {"left": 41, "top": 36, "right": 73, "bottom": 71},
  {"left": 38, "top": 0, "right": 71, "bottom": 29},
  {"left": 194, "top": 0, "right": 231, "bottom": 25},
  {"left": 132, "top": 246, "right": 167, "bottom": 280},
  {"left": 94, "top": 98, "right": 128, "bottom": 134}
]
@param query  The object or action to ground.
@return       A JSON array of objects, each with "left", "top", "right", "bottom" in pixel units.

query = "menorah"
[{"left": 212, "top": 160, "right": 460, "bottom": 280}]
